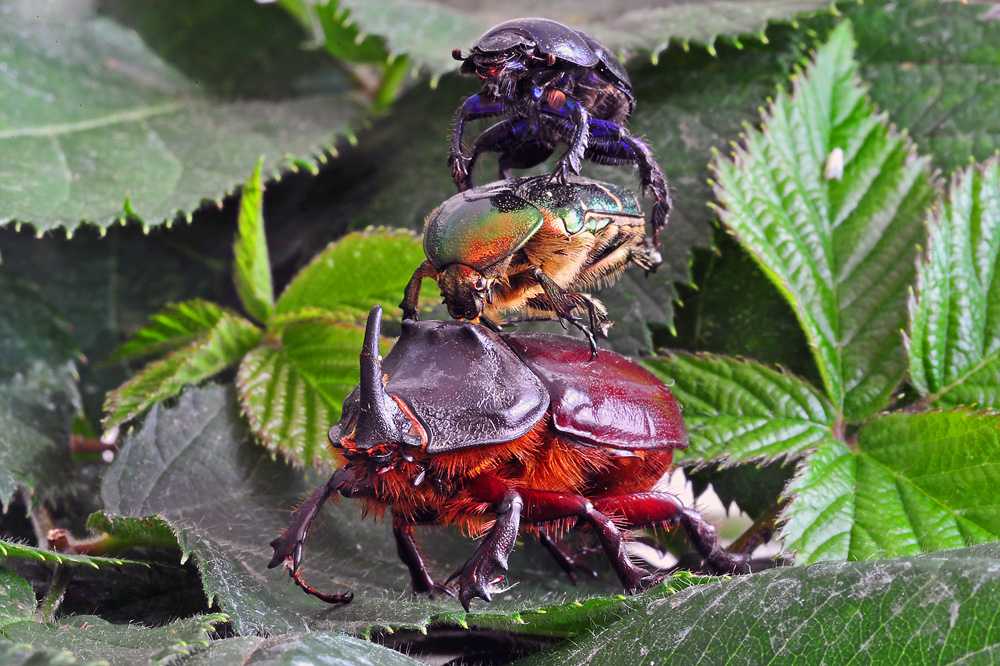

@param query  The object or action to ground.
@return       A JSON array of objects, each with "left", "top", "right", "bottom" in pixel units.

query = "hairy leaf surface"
[
  {"left": 908, "top": 157, "right": 1000, "bottom": 408},
  {"left": 711, "top": 23, "right": 938, "bottom": 421},
  {"left": 783, "top": 410, "right": 1000, "bottom": 564},
  {"left": 644, "top": 353, "right": 836, "bottom": 464}
]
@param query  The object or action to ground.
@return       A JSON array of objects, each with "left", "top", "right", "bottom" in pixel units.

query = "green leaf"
[
  {"left": 643, "top": 353, "right": 836, "bottom": 464},
  {"left": 103, "top": 314, "right": 260, "bottom": 431},
  {"left": 849, "top": 0, "right": 1000, "bottom": 176},
  {"left": 237, "top": 320, "right": 377, "bottom": 467},
  {"left": 0, "top": 362, "right": 81, "bottom": 511},
  {"left": 275, "top": 229, "right": 427, "bottom": 321},
  {"left": 782, "top": 409, "right": 1000, "bottom": 565},
  {"left": 182, "top": 632, "right": 426, "bottom": 666},
  {"left": 335, "top": 0, "right": 835, "bottom": 79},
  {"left": 0, "top": 4, "right": 363, "bottom": 232},
  {"left": 0, "top": 566, "right": 36, "bottom": 628},
  {"left": 907, "top": 157, "right": 1000, "bottom": 408},
  {"left": 0, "top": 539, "right": 149, "bottom": 570},
  {"left": 0, "top": 614, "right": 226, "bottom": 666},
  {"left": 84, "top": 514, "right": 180, "bottom": 553},
  {"left": 233, "top": 160, "right": 274, "bottom": 323},
  {"left": 517, "top": 542, "right": 1000, "bottom": 666},
  {"left": 109, "top": 300, "right": 226, "bottom": 362},
  {"left": 711, "top": 22, "right": 939, "bottom": 422},
  {"left": 0, "top": 641, "right": 106, "bottom": 666}
]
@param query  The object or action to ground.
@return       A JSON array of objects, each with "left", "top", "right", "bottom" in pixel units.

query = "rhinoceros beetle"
[
  {"left": 450, "top": 18, "right": 671, "bottom": 245},
  {"left": 269, "top": 306, "right": 749, "bottom": 611},
  {"left": 399, "top": 175, "right": 661, "bottom": 355}
]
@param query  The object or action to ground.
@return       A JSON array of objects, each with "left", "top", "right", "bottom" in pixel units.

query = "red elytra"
[{"left": 269, "top": 306, "right": 747, "bottom": 611}]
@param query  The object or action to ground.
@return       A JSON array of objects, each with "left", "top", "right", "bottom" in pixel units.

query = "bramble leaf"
[
  {"left": 1, "top": 614, "right": 226, "bottom": 665},
  {"left": 330, "top": 0, "right": 835, "bottom": 79},
  {"left": 109, "top": 300, "right": 226, "bottom": 362},
  {"left": 0, "top": 565, "right": 35, "bottom": 628},
  {"left": 0, "top": 3, "right": 362, "bottom": 232},
  {"left": 103, "top": 314, "right": 260, "bottom": 431},
  {"left": 233, "top": 160, "right": 274, "bottom": 323},
  {"left": 518, "top": 542, "right": 1000, "bottom": 665},
  {"left": 711, "top": 22, "right": 938, "bottom": 422},
  {"left": 275, "top": 229, "right": 430, "bottom": 321},
  {"left": 237, "top": 320, "right": 376, "bottom": 467},
  {"left": 907, "top": 157, "right": 1000, "bottom": 408},
  {"left": 643, "top": 353, "right": 836, "bottom": 464},
  {"left": 782, "top": 409, "right": 1000, "bottom": 565}
]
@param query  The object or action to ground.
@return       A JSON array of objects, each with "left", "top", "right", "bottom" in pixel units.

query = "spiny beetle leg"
[
  {"left": 537, "top": 530, "right": 599, "bottom": 585},
  {"left": 592, "top": 492, "right": 750, "bottom": 575},
  {"left": 394, "top": 522, "right": 456, "bottom": 600},
  {"left": 517, "top": 488, "right": 651, "bottom": 593},
  {"left": 465, "top": 119, "right": 554, "bottom": 183},
  {"left": 268, "top": 468, "right": 350, "bottom": 571},
  {"left": 400, "top": 260, "right": 437, "bottom": 322},
  {"left": 451, "top": 94, "right": 505, "bottom": 190},
  {"left": 451, "top": 478, "right": 524, "bottom": 611}
]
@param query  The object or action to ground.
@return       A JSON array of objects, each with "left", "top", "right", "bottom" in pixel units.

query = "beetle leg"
[
  {"left": 393, "top": 519, "right": 456, "bottom": 599},
  {"left": 464, "top": 118, "right": 556, "bottom": 181},
  {"left": 564, "top": 293, "right": 611, "bottom": 340},
  {"left": 449, "top": 477, "right": 523, "bottom": 611},
  {"left": 400, "top": 260, "right": 438, "bottom": 321},
  {"left": 551, "top": 99, "right": 589, "bottom": 184},
  {"left": 583, "top": 119, "right": 671, "bottom": 246},
  {"left": 268, "top": 467, "right": 356, "bottom": 604},
  {"left": 537, "top": 530, "right": 598, "bottom": 585},
  {"left": 451, "top": 95, "right": 506, "bottom": 190},
  {"left": 517, "top": 488, "right": 651, "bottom": 593},
  {"left": 591, "top": 492, "right": 750, "bottom": 576}
]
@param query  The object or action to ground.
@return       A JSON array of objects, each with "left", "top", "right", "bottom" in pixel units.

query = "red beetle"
[{"left": 269, "top": 306, "right": 748, "bottom": 610}]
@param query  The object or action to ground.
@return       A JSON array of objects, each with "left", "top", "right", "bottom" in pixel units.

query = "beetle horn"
[{"left": 355, "top": 306, "right": 419, "bottom": 450}]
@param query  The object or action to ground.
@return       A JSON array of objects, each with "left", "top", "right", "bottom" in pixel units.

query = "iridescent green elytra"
[{"left": 425, "top": 175, "right": 643, "bottom": 272}]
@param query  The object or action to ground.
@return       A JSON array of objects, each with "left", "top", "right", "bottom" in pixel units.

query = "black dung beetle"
[{"left": 450, "top": 17, "right": 671, "bottom": 245}]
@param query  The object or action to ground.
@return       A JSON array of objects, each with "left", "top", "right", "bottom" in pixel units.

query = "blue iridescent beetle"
[{"left": 449, "top": 18, "right": 671, "bottom": 246}]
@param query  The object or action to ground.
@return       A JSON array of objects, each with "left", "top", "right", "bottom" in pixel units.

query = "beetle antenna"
[{"left": 452, "top": 48, "right": 465, "bottom": 61}]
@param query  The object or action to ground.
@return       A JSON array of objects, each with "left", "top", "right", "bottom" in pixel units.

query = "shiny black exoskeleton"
[{"left": 450, "top": 18, "right": 671, "bottom": 245}]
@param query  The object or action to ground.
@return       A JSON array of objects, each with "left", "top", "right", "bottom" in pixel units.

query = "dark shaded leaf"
[{"left": 1, "top": 3, "right": 362, "bottom": 231}]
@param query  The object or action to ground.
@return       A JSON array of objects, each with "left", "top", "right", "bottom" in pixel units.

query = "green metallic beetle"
[{"left": 400, "top": 175, "right": 661, "bottom": 353}]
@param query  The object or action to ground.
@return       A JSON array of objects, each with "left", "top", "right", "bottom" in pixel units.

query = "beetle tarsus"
[
  {"left": 449, "top": 487, "right": 523, "bottom": 611},
  {"left": 537, "top": 530, "right": 599, "bottom": 585},
  {"left": 290, "top": 568, "right": 354, "bottom": 604}
]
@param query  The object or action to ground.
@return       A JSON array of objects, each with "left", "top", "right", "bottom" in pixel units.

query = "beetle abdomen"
[{"left": 502, "top": 332, "right": 687, "bottom": 451}]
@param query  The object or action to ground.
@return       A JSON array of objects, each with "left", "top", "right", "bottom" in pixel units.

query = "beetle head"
[
  {"left": 439, "top": 264, "right": 491, "bottom": 321},
  {"left": 353, "top": 306, "right": 423, "bottom": 452}
]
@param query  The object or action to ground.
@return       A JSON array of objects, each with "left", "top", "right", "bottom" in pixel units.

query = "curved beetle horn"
[{"left": 356, "top": 306, "right": 419, "bottom": 449}]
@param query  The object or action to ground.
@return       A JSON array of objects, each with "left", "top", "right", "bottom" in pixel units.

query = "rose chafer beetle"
[
  {"left": 450, "top": 17, "right": 671, "bottom": 246},
  {"left": 269, "top": 306, "right": 749, "bottom": 611},
  {"left": 400, "top": 175, "right": 661, "bottom": 355}
]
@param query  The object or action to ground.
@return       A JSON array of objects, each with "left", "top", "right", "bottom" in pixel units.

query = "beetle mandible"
[
  {"left": 450, "top": 18, "right": 671, "bottom": 246},
  {"left": 400, "top": 175, "right": 662, "bottom": 355},
  {"left": 269, "top": 306, "right": 749, "bottom": 610}
]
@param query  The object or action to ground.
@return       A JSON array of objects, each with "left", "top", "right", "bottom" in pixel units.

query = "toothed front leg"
[
  {"left": 450, "top": 95, "right": 505, "bottom": 191},
  {"left": 553, "top": 99, "right": 589, "bottom": 184},
  {"left": 448, "top": 488, "right": 523, "bottom": 611}
]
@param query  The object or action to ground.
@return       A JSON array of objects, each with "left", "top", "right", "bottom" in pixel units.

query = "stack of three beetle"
[{"left": 269, "top": 19, "right": 750, "bottom": 611}]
